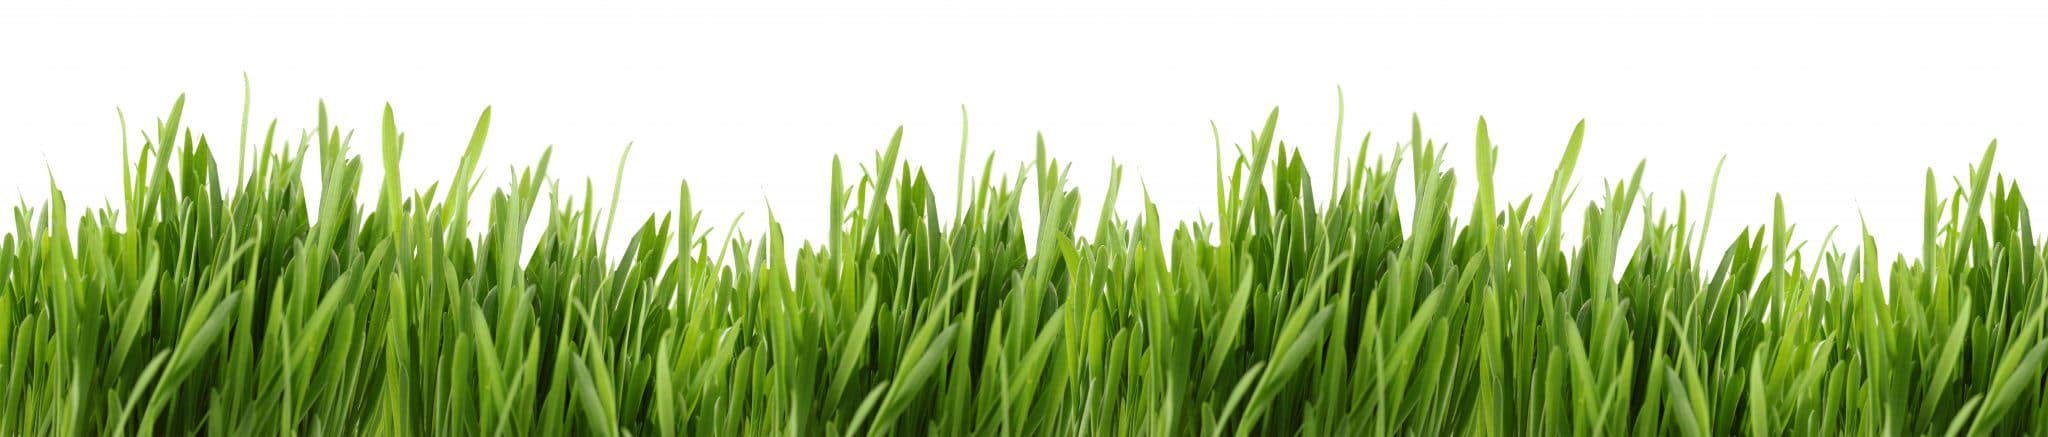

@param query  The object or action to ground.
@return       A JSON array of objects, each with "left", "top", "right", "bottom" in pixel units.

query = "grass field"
[{"left": 3, "top": 93, "right": 2046, "bottom": 436}]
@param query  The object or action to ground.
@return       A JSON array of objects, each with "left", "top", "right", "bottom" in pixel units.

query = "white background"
[{"left": 4, "top": 2, "right": 2045, "bottom": 262}]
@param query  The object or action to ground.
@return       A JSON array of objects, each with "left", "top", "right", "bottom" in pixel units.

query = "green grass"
[{"left": 4, "top": 91, "right": 2047, "bottom": 436}]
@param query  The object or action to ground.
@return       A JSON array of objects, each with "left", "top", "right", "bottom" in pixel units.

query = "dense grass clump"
[{"left": 3, "top": 93, "right": 2047, "bottom": 436}]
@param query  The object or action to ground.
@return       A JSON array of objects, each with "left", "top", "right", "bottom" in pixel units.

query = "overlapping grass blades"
[{"left": 3, "top": 94, "right": 2046, "bottom": 435}]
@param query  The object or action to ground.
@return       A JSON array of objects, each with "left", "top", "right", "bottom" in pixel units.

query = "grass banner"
[{"left": 3, "top": 94, "right": 2045, "bottom": 435}]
